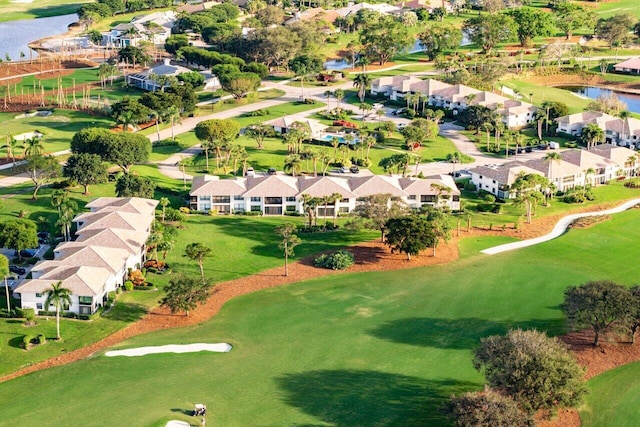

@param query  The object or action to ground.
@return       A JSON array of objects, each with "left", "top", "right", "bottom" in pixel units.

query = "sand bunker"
[
  {"left": 105, "top": 343, "right": 232, "bottom": 357},
  {"left": 165, "top": 421, "right": 190, "bottom": 427}
]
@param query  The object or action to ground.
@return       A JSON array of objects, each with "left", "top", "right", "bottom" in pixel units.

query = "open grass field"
[
  {"left": 581, "top": 361, "right": 640, "bottom": 427},
  {"left": 0, "top": 108, "right": 113, "bottom": 155},
  {"left": 1, "top": 206, "right": 640, "bottom": 426},
  {"left": 0, "top": 0, "right": 88, "bottom": 22}
]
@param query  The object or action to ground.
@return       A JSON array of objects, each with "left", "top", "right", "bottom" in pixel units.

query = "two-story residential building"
[
  {"left": 468, "top": 144, "right": 637, "bottom": 199},
  {"left": 14, "top": 197, "right": 158, "bottom": 316},
  {"left": 370, "top": 76, "right": 537, "bottom": 129},
  {"left": 555, "top": 111, "right": 640, "bottom": 148},
  {"left": 189, "top": 174, "right": 461, "bottom": 214},
  {"left": 103, "top": 11, "right": 176, "bottom": 48}
]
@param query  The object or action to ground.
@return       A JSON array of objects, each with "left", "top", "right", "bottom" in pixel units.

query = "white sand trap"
[
  {"left": 165, "top": 421, "right": 190, "bottom": 427},
  {"left": 105, "top": 343, "right": 232, "bottom": 357},
  {"left": 10, "top": 0, "right": 35, "bottom": 3}
]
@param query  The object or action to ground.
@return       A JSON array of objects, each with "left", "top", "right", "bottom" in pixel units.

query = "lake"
[
  {"left": 0, "top": 13, "right": 78, "bottom": 60},
  {"left": 558, "top": 85, "right": 640, "bottom": 114}
]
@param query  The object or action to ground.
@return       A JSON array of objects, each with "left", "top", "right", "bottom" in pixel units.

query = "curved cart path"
[{"left": 482, "top": 198, "right": 640, "bottom": 255}]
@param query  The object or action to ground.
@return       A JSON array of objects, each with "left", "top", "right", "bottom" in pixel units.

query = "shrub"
[
  {"left": 22, "top": 335, "right": 33, "bottom": 350},
  {"left": 314, "top": 250, "right": 355, "bottom": 270},
  {"left": 22, "top": 308, "right": 36, "bottom": 324},
  {"left": 625, "top": 178, "right": 640, "bottom": 188},
  {"left": 166, "top": 208, "right": 187, "bottom": 223},
  {"left": 124, "top": 280, "right": 134, "bottom": 291},
  {"left": 179, "top": 207, "right": 191, "bottom": 214},
  {"left": 483, "top": 194, "right": 496, "bottom": 203},
  {"left": 464, "top": 182, "right": 477, "bottom": 191},
  {"left": 36, "top": 334, "right": 46, "bottom": 345}
]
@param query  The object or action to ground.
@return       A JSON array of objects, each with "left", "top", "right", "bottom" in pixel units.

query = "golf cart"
[{"left": 193, "top": 404, "right": 207, "bottom": 416}]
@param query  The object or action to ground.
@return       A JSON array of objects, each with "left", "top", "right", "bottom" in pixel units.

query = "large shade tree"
[
  {"left": 473, "top": 328, "right": 587, "bottom": 415},
  {"left": 159, "top": 273, "right": 212, "bottom": 316},
  {"left": 385, "top": 215, "right": 437, "bottom": 260},
  {"left": 63, "top": 153, "right": 108, "bottom": 195}
]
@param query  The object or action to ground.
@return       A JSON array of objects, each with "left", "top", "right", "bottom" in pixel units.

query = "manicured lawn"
[
  {"left": 500, "top": 80, "right": 593, "bottom": 114},
  {"left": 0, "top": 0, "right": 88, "bottom": 22},
  {"left": 581, "top": 361, "right": 640, "bottom": 427},
  {"left": 1, "top": 209, "right": 639, "bottom": 426},
  {"left": 0, "top": 109, "right": 113, "bottom": 155}
]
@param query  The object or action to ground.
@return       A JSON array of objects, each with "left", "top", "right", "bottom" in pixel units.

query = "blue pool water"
[{"left": 316, "top": 135, "right": 360, "bottom": 145}]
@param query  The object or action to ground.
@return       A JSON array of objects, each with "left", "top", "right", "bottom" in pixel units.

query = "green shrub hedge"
[{"left": 314, "top": 250, "right": 355, "bottom": 270}]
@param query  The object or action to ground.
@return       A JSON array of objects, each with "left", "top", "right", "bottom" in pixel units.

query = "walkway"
[{"left": 481, "top": 198, "right": 640, "bottom": 255}]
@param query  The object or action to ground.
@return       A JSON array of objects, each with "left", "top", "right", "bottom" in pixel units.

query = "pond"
[
  {"left": 0, "top": 13, "right": 78, "bottom": 60},
  {"left": 557, "top": 86, "right": 640, "bottom": 114}
]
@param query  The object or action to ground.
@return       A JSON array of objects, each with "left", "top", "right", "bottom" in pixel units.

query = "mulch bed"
[{"left": 3, "top": 199, "right": 640, "bottom": 427}]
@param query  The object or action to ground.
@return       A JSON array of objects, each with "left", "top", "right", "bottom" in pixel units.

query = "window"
[
  {"left": 286, "top": 205, "right": 296, "bottom": 212},
  {"left": 79, "top": 296, "right": 92, "bottom": 305},
  {"left": 234, "top": 196, "right": 244, "bottom": 201},
  {"left": 211, "top": 196, "right": 230, "bottom": 203},
  {"left": 265, "top": 197, "right": 283, "bottom": 204},
  {"left": 285, "top": 196, "right": 296, "bottom": 202},
  {"left": 35, "top": 293, "right": 42, "bottom": 298},
  {"left": 200, "top": 196, "right": 211, "bottom": 201},
  {"left": 251, "top": 205, "right": 261, "bottom": 212},
  {"left": 250, "top": 197, "right": 261, "bottom": 202},
  {"left": 340, "top": 198, "right": 349, "bottom": 203},
  {"left": 36, "top": 303, "right": 42, "bottom": 310},
  {"left": 407, "top": 195, "right": 416, "bottom": 200},
  {"left": 339, "top": 207, "right": 349, "bottom": 213}
]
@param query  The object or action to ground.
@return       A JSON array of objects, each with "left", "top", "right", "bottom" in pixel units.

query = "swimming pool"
[{"left": 315, "top": 134, "right": 360, "bottom": 145}]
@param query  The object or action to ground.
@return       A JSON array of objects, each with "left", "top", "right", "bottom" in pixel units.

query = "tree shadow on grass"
[
  {"left": 8, "top": 335, "right": 26, "bottom": 349},
  {"left": 276, "top": 369, "right": 478, "bottom": 426},
  {"left": 103, "top": 302, "right": 147, "bottom": 323},
  {"left": 369, "top": 317, "right": 563, "bottom": 350},
  {"left": 170, "top": 408, "right": 193, "bottom": 416}
]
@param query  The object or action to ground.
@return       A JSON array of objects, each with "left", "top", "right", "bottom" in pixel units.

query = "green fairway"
[
  {"left": 1, "top": 207, "right": 639, "bottom": 426},
  {"left": 581, "top": 361, "right": 640, "bottom": 427},
  {"left": 0, "top": 0, "right": 88, "bottom": 22}
]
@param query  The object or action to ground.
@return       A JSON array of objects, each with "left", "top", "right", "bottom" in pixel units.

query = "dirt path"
[{"left": 3, "top": 200, "right": 640, "bottom": 427}]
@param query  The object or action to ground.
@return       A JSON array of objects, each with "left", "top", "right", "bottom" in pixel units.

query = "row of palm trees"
[
  {"left": 300, "top": 193, "right": 343, "bottom": 229},
  {"left": 2, "top": 134, "right": 45, "bottom": 167}
]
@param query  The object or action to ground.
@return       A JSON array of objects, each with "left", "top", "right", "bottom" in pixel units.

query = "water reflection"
[{"left": 0, "top": 13, "right": 78, "bottom": 60}]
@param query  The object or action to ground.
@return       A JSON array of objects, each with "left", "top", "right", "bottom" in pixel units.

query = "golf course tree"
[
  {"left": 110, "top": 97, "right": 152, "bottom": 132},
  {"left": 115, "top": 173, "right": 156, "bottom": 198},
  {"left": 552, "top": 2, "right": 596, "bottom": 41},
  {"left": 0, "top": 219, "right": 38, "bottom": 262},
  {"left": 421, "top": 206, "right": 451, "bottom": 256},
  {"left": 70, "top": 128, "right": 151, "bottom": 173},
  {"left": 63, "top": 153, "right": 108, "bottom": 195},
  {"left": 195, "top": 119, "right": 241, "bottom": 171},
  {"left": 44, "top": 281, "right": 72, "bottom": 340},
  {"left": 384, "top": 215, "right": 437, "bottom": 260},
  {"left": 359, "top": 15, "right": 413, "bottom": 65},
  {"left": 275, "top": 223, "right": 302, "bottom": 277},
  {"left": 596, "top": 14, "right": 637, "bottom": 50},
  {"left": 219, "top": 72, "right": 261, "bottom": 99},
  {"left": 246, "top": 124, "right": 273, "bottom": 149},
  {"left": 443, "top": 390, "right": 534, "bottom": 427},
  {"left": 354, "top": 193, "right": 411, "bottom": 241},
  {"left": 184, "top": 242, "right": 212, "bottom": 284},
  {"left": 23, "top": 154, "right": 61, "bottom": 200},
  {"left": 378, "top": 153, "right": 412, "bottom": 176},
  {"left": 507, "top": 7, "right": 555, "bottom": 48},
  {"left": 288, "top": 54, "right": 323, "bottom": 100},
  {"left": 473, "top": 329, "right": 587, "bottom": 415},
  {"left": 418, "top": 23, "right": 462, "bottom": 60},
  {"left": 562, "top": 280, "right": 634, "bottom": 347},
  {"left": 463, "top": 14, "right": 516, "bottom": 54},
  {"left": 0, "top": 254, "right": 10, "bottom": 313},
  {"left": 159, "top": 273, "right": 212, "bottom": 316},
  {"left": 511, "top": 172, "right": 548, "bottom": 224}
]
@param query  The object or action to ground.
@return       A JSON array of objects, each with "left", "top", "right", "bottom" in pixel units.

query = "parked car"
[
  {"left": 350, "top": 165, "right": 360, "bottom": 173},
  {"left": 339, "top": 166, "right": 349, "bottom": 173},
  {"left": 536, "top": 144, "right": 548, "bottom": 150},
  {"left": 525, "top": 146, "right": 533, "bottom": 153},
  {"left": 245, "top": 167, "right": 255, "bottom": 177},
  {"left": 267, "top": 167, "right": 277, "bottom": 175},
  {"left": 392, "top": 108, "right": 407, "bottom": 116},
  {"left": 9, "top": 265, "right": 26, "bottom": 275},
  {"left": 19, "top": 249, "right": 38, "bottom": 258},
  {"left": 37, "top": 231, "right": 50, "bottom": 244}
]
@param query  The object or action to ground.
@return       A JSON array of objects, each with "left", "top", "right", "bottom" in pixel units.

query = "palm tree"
[
  {"left": 363, "top": 134, "right": 376, "bottom": 160},
  {"left": 543, "top": 152, "right": 562, "bottom": 191},
  {"left": 57, "top": 199, "right": 77, "bottom": 242},
  {"left": 23, "top": 136, "right": 44, "bottom": 157},
  {"left": 618, "top": 110, "right": 631, "bottom": 146},
  {"left": 376, "top": 109, "right": 385, "bottom": 128},
  {"left": 2, "top": 134, "right": 20, "bottom": 167},
  {"left": 446, "top": 152, "right": 461, "bottom": 174},
  {"left": 320, "top": 151, "right": 332, "bottom": 176},
  {"left": 331, "top": 137, "right": 341, "bottom": 159},
  {"left": 582, "top": 123, "right": 605, "bottom": 150},
  {"left": 584, "top": 167, "right": 596, "bottom": 187},
  {"left": 329, "top": 192, "right": 342, "bottom": 226},
  {"left": 284, "top": 154, "right": 302, "bottom": 177},
  {"left": 353, "top": 73, "right": 371, "bottom": 103},
  {"left": 359, "top": 102, "right": 372, "bottom": 123},
  {"left": 334, "top": 89, "right": 345, "bottom": 113},
  {"left": 167, "top": 106, "right": 181, "bottom": 141},
  {"left": 159, "top": 197, "right": 170, "bottom": 223},
  {"left": 50, "top": 189, "right": 68, "bottom": 216},
  {"left": 324, "top": 90, "right": 332, "bottom": 111},
  {"left": 481, "top": 122, "right": 493, "bottom": 151},
  {"left": 44, "top": 281, "right": 72, "bottom": 340},
  {"left": 300, "top": 193, "right": 318, "bottom": 228},
  {"left": 184, "top": 242, "right": 211, "bottom": 285}
]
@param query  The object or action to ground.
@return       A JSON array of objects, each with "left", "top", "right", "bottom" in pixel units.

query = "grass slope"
[
  {"left": 0, "top": 0, "right": 88, "bottom": 22},
  {"left": 1, "top": 209, "right": 639, "bottom": 426},
  {"left": 581, "top": 361, "right": 640, "bottom": 427}
]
